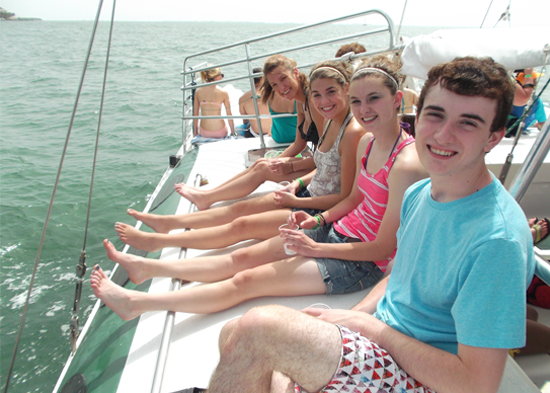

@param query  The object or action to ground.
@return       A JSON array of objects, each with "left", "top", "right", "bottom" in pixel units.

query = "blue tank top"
[{"left": 269, "top": 100, "right": 297, "bottom": 144}]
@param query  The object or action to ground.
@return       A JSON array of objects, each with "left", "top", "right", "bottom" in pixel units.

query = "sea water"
[{"left": 1, "top": 20, "right": 548, "bottom": 393}]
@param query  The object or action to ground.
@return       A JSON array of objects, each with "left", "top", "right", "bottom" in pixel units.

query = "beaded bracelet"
[
  {"left": 318, "top": 213, "right": 326, "bottom": 227},
  {"left": 296, "top": 178, "right": 305, "bottom": 190}
]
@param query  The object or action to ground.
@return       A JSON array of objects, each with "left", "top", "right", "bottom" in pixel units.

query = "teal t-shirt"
[
  {"left": 269, "top": 100, "right": 297, "bottom": 144},
  {"left": 375, "top": 175, "right": 535, "bottom": 354}
]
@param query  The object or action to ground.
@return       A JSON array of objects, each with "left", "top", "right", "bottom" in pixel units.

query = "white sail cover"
[{"left": 401, "top": 28, "right": 550, "bottom": 79}]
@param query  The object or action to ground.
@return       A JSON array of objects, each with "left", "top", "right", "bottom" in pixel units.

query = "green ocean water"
[{"left": 1, "top": 19, "right": 548, "bottom": 392}]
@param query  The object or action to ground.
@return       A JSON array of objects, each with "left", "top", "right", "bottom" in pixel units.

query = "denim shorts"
[
  {"left": 291, "top": 188, "right": 322, "bottom": 217},
  {"left": 304, "top": 225, "right": 383, "bottom": 295}
]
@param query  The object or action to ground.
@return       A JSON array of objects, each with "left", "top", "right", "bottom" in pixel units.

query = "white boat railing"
[{"left": 180, "top": 9, "right": 399, "bottom": 154}]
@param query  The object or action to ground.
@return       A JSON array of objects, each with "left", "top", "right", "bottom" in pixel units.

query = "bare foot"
[
  {"left": 174, "top": 183, "right": 212, "bottom": 210},
  {"left": 103, "top": 239, "right": 150, "bottom": 284},
  {"left": 528, "top": 217, "right": 538, "bottom": 227},
  {"left": 115, "top": 222, "right": 163, "bottom": 253},
  {"left": 90, "top": 265, "right": 143, "bottom": 321},
  {"left": 126, "top": 209, "right": 175, "bottom": 234}
]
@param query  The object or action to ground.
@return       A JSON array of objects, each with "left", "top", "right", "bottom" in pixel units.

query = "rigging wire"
[
  {"left": 480, "top": 0, "right": 495, "bottom": 28},
  {"left": 395, "top": 0, "right": 409, "bottom": 47},
  {"left": 2, "top": 1, "right": 105, "bottom": 392},
  {"left": 70, "top": 0, "right": 117, "bottom": 354},
  {"left": 494, "top": 0, "right": 512, "bottom": 27}
]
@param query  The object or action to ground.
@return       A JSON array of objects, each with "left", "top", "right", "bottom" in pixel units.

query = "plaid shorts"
[{"left": 295, "top": 325, "right": 436, "bottom": 393}]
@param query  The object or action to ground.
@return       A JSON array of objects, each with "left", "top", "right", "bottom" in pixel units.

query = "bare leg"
[
  {"left": 90, "top": 254, "right": 326, "bottom": 318},
  {"left": 209, "top": 305, "right": 341, "bottom": 393},
  {"left": 520, "top": 319, "right": 550, "bottom": 355},
  {"left": 104, "top": 233, "right": 290, "bottom": 284},
  {"left": 116, "top": 208, "right": 290, "bottom": 252},
  {"left": 175, "top": 159, "right": 312, "bottom": 210},
  {"left": 126, "top": 192, "right": 282, "bottom": 233},
  {"left": 518, "top": 305, "right": 550, "bottom": 356}
]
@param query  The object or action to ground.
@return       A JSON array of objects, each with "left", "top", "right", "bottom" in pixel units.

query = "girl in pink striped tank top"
[{"left": 284, "top": 56, "right": 428, "bottom": 293}]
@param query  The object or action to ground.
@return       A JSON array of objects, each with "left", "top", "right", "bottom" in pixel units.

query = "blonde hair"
[
  {"left": 261, "top": 54, "right": 308, "bottom": 104},
  {"left": 200, "top": 67, "right": 222, "bottom": 83}
]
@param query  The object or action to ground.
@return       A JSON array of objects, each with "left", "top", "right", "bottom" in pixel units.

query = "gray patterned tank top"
[{"left": 307, "top": 112, "right": 353, "bottom": 197}]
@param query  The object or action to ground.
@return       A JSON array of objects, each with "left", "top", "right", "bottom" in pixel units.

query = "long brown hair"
[{"left": 261, "top": 54, "right": 308, "bottom": 104}]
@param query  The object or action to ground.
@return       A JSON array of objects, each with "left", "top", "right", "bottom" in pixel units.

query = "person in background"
[
  {"left": 236, "top": 67, "right": 272, "bottom": 138},
  {"left": 335, "top": 42, "right": 366, "bottom": 58},
  {"left": 174, "top": 54, "right": 324, "bottom": 210},
  {"left": 204, "top": 57, "right": 535, "bottom": 393},
  {"left": 401, "top": 86, "right": 419, "bottom": 114},
  {"left": 506, "top": 68, "right": 547, "bottom": 137},
  {"left": 193, "top": 67, "right": 235, "bottom": 138}
]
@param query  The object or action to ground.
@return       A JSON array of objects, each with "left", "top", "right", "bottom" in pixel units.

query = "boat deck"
[{"left": 115, "top": 136, "right": 549, "bottom": 392}]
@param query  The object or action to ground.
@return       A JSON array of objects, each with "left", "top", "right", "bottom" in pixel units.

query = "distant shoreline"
[{"left": 1, "top": 18, "right": 42, "bottom": 21}]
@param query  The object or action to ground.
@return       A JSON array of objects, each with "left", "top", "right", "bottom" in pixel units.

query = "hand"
[
  {"left": 279, "top": 227, "right": 322, "bottom": 257},
  {"left": 302, "top": 308, "right": 382, "bottom": 337},
  {"left": 268, "top": 158, "right": 292, "bottom": 175},
  {"left": 273, "top": 189, "right": 298, "bottom": 207},
  {"left": 289, "top": 211, "right": 313, "bottom": 228}
]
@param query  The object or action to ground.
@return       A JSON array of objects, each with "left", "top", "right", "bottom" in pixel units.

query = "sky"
[{"left": 2, "top": 0, "right": 549, "bottom": 28}]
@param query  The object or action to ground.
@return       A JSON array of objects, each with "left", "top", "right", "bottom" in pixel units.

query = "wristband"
[
  {"left": 523, "top": 74, "right": 533, "bottom": 78},
  {"left": 296, "top": 178, "right": 305, "bottom": 190},
  {"left": 313, "top": 214, "right": 321, "bottom": 230},
  {"left": 318, "top": 213, "right": 326, "bottom": 227}
]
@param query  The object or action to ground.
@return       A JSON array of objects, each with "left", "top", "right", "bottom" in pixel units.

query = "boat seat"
[{"left": 497, "top": 356, "right": 541, "bottom": 393}]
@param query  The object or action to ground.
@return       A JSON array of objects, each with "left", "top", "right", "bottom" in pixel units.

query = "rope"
[{"left": 2, "top": 1, "right": 106, "bottom": 392}]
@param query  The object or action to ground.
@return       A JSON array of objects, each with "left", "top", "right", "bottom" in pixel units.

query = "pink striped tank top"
[{"left": 333, "top": 134, "right": 415, "bottom": 272}]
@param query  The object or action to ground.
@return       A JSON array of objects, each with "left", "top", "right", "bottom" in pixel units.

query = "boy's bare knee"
[
  {"left": 238, "top": 305, "right": 293, "bottom": 335},
  {"left": 219, "top": 317, "right": 240, "bottom": 351}
]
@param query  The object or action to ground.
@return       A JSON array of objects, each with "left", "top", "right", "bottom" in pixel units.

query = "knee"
[
  {"left": 231, "top": 268, "right": 257, "bottom": 290},
  {"left": 237, "top": 305, "right": 291, "bottom": 336},
  {"left": 219, "top": 317, "right": 240, "bottom": 352},
  {"left": 218, "top": 306, "right": 284, "bottom": 352},
  {"left": 250, "top": 158, "right": 267, "bottom": 169},
  {"left": 231, "top": 247, "right": 253, "bottom": 266},
  {"left": 230, "top": 216, "right": 252, "bottom": 233},
  {"left": 251, "top": 159, "right": 269, "bottom": 174}
]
